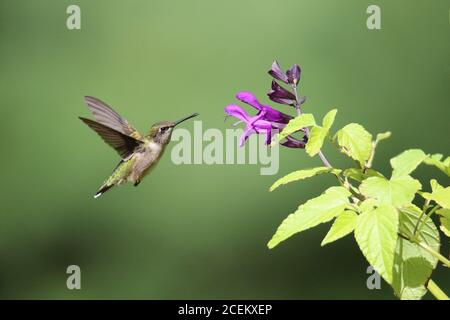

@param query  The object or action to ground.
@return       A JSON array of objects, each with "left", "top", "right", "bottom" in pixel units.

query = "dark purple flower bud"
[
  {"left": 267, "top": 80, "right": 296, "bottom": 106},
  {"left": 268, "top": 60, "right": 289, "bottom": 84},
  {"left": 286, "top": 64, "right": 301, "bottom": 85},
  {"left": 281, "top": 136, "right": 306, "bottom": 149}
]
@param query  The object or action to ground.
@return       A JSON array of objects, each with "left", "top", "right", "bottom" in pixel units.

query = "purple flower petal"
[
  {"left": 239, "top": 127, "right": 254, "bottom": 147},
  {"left": 258, "top": 107, "right": 293, "bottom": 124},
  {"left": 264, "top": 128, "right": 272, "bottom": 145},
  {"left": 224, "top": 105, "right": 251, "bottom": 122},
  {"left": 236, "top": 91, "right": 263, "bottom": 110},
  {"left": 268, "top": 60, "right": 289, "bottom": 84}
]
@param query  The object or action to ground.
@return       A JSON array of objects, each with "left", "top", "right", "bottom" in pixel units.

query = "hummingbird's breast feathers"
[{"left": 129, "top": 139, "right": 165, "bottom": 182}]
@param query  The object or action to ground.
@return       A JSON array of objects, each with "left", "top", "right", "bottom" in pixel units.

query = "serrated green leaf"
[
  {"left": 269, "top": 167, "right": 337, "bottom": 192},
  {"left": 305, "top": 109, "right": 337, "bottom": 157},
  {"left": 431, "top": 187, "right": 450, "bottom": 209},
  {"left": 305, "top": 126, "right": 326, "bottom": 156},
  {"left": 422, "top": 186, "right": 450, "bottom": 209},
  {"left": 375, "top": 131, "right": 392, "bottom": 143},
  {"left": 359, "top": 198, "right": 378, "bottom": 212},
  {"left": 437, "top": 209, "right": 450, "bottom": 237},
  {"left": 322, "top": 109, "right": 337, "bottom": 130},
  {"left": 321, "top": 210, "right": 357, "bottom": 246},
  {"left": 393, "top": 205, "right": 440, "bottom": 299},
  {"left": 397, "top": 287, "right": 428, "bottom": 300},
  {"left": 359, "top": 176, "right": 421, "bottom": 208},
  {"left": 430, "top": 179, "right": 443, "bottom": 192},
  {"left": 343, "top": 168, "right": 384, "bottom": 183},
  {"left": 336, "top": 123, "right": 372, "bottom": 167},
  {"left": 390, "top": 149, "right": 427, "bottom": 179},
  {"left": 268, "top": 186, "right": 351, "bottom": 249},
  {"left": 274, "top": 114, "right": 315, "bottom": 145},
  {"left": 355, "top": 205, "right": 399, "bottom": 284},
  {"left": 423, "top": 154, "right": 450, "bottom": 177}
]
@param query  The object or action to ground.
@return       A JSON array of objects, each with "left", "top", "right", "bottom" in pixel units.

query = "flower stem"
[
  {"left": 291, "top": 83, "right": 332, "bottom": 168},
  {"left": 318, "top": 151, "right": 332, "bottom": 168},
  {"left": 427, "top": 279, "right": 449, "bottom": 300}
]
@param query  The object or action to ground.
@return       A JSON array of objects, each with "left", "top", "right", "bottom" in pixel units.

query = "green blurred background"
[{"left": 0, "top": 0, "right": 449, "bottom": 299}]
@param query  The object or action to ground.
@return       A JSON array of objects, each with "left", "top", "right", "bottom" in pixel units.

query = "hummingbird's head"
[{"left": 148, "top": 113, "right": 199, "bottom": 145}]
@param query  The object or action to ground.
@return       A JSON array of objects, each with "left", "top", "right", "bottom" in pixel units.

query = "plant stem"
[
  {"left": 415, "top": 205, "right": 440, "bottom": 236},
  {"left": 402, "top": 230, "right": 450, "bottom": 268},
  {"left": 427, "top": 279, "right": 449, "bottom": 300},
  {"left": 291, "top": 83, "right": 332, "bottom": 168},
  {"left": 364, "top": 141, "right": 377, "bottom": 172},
  {"left": 318, "top": 151, "right": 332, "bottom": 167},
  {"left": 417, "top": 241, "right": 450, "bottom": 268},
  {"left": 413, "top": 204, "right": 428, "bottom": 235}
]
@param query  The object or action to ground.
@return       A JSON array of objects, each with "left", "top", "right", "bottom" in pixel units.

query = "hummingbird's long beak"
[{"left": 173, "top": 113, "right": 199, "bottom": 127}]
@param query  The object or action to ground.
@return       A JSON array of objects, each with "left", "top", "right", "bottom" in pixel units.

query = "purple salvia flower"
[
  {"left": 236, "top": 91, "right": 292, "bottom": 124},
  {"left": 224, "top": 105, "right": 274, "bottom": 146}
]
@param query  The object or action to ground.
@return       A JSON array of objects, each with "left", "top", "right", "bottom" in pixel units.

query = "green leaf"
[
  {"left": 343, "top": 168, "right": 384, "bottom": 183},
  {"left": 321, "top": 210, "right": 357, "bottom": 246},
  {"left": 390, "top": 149, "right": 427, "bottom": 179},
  {"left": 268, "top": 186, "right": 351, "bottom": 249},
  {"left": 393, "top": 205, "right": 440, "bottom": 300},
  {"left": 305, "top": 126, "right": 326, "bottom": 156},
  {"left": 437, "top": 209, "right": 450, "bottom": 237},
  {"left": 305, "top": 126, "right": 326, "bottom": 157},
  {"left": 359, "top": 176, "right": 421, "bottom": 208},
  {"left": 421, "top": 187, "right": 450, "bottom": 209},
  {"left": 430, "top": 179, "right": 443, "bottom": 192},
  {"left": 423, "top": 154, "right": 450, "bottom": 177},
  {"left": 269, "top": 167, "right": 338, "bottom": 192},
  {"left": 336, "top": 123, "right": 372, "bottom": 167},
  {"left": 305, "top": 109, "right": 337, "bottom": 157},
  {"left": 322, "top": 109, "right": 337, "bottom": 130},
  {"left": 274, "top": 114, "right": 315, "bottom": 145},
  {"left": 375, "top": 131, "right": 392, "bottom": 143},
  {"left": 355, "top": 205, "right": 399, "bottom": 284},
  {"left": 359, "top": 198, "right": 378, "bottom": 212}
]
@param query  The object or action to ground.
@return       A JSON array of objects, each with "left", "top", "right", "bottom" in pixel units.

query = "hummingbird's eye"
[{"left": 159, "top": 126, "right": 169, "bottom": 133}]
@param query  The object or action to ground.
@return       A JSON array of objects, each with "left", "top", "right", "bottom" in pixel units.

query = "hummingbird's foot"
[{"left": 134, "top": 181, "right": 141, "bottom": 187}]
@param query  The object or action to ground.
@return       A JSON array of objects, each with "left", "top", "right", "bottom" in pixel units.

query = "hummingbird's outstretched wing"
[
  {"left": 84, "top": 96, "right": 143, "bottom": 140},
  {"left": 79, "top": 117, "right": 142, "bottom": 159}
]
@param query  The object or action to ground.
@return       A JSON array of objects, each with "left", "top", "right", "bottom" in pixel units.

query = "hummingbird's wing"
[
  {"left": 79, "top": 117, "right": 142, "bottom": 159},
  {"left": 84, "top": 96, "right": 143, "bottom": 140}
]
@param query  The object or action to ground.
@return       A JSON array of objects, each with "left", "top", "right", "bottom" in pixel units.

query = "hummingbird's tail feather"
[{"left": 94, "top": 184, "right": 113, "bottom": 198}]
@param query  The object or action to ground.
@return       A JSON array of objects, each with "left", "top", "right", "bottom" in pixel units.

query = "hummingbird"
[{"left": 79, "top": 96, "right": 199, "bottom": 198}]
